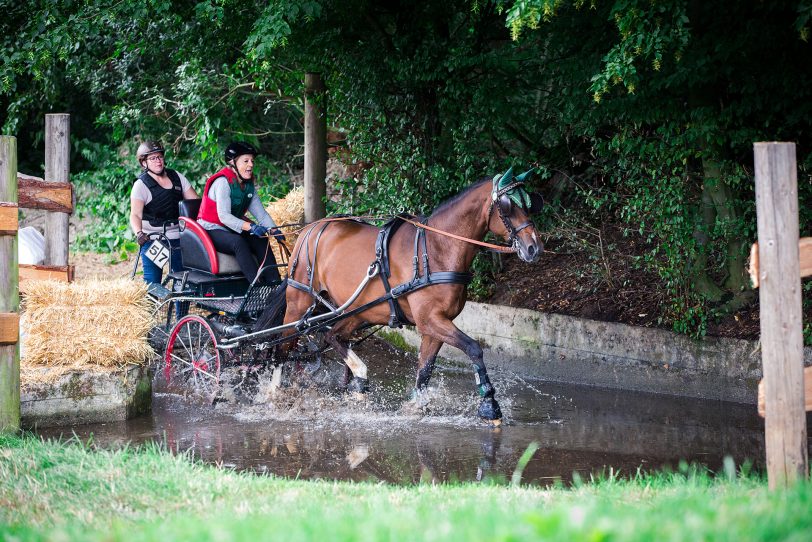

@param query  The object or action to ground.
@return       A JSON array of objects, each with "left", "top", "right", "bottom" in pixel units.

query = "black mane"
[{"left": 430, "top": 177, "right": 492, "bottom": 217}]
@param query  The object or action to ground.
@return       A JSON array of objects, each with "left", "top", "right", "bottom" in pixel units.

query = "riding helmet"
[
  {"left": 225, "top": 141, "right": 259, "bottom": 163},
  {"left": 136, "top": 140, "right": 165, "bottom": 163}
]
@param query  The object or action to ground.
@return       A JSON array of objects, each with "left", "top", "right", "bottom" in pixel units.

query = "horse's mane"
[{"left": 429, "top": 177, "right": 492, "bottom": 218}]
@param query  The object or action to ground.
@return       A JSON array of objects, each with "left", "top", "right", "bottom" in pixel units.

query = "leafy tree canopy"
[{"left": 2, "top": 0, "right": 811, "bottom": 335}]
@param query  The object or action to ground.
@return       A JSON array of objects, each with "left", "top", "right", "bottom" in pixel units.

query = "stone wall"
[
  {"left": 393, "top": 302, "right": 812, "bottom": 404},
  {"left": 21, "top": 364, "right": 151, "bottom": 428}
]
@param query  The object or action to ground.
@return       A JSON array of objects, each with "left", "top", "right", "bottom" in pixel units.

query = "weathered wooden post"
[
  {"left": 754, "top": 141, "right": 808, "bottom": 489},
  {"left": 304, "top": 72, "right": 327, "bottom": 223},
  {"left": 0, "top": 136, "right": 20, "bottom": 433},
  {"left": 44, "top": 113, "right": 70, "bottom": 266}
]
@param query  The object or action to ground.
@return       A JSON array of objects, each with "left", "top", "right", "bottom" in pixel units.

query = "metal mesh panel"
[{"left": 242, "top": 284, "right": 276, "bottom": 315}]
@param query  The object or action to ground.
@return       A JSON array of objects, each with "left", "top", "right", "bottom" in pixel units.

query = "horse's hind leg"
[
  {"left": 325, "top": 319, "right": 369, "bottom": 394},
  {"left": 417, "top": 317, "right": 502, "bottom": 422},
  {"left": 412, "top": 336, "right": 442, "bottom": 398}
]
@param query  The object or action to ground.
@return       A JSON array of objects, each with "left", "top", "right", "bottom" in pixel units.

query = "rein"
[
  {"left": 398, "top": 216, "right": 517, "bottom": 253},
  {"left": 278, "top": 215, "right": 517, "bottom": 254}
]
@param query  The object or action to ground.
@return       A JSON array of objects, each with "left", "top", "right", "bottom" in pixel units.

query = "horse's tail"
[{"left": 253, "top": 279, "right": 288, "bottom": 332}]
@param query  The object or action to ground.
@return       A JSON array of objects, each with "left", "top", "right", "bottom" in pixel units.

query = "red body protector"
[{"left": 198, "top": 167, "right": 254, "bottom": 227}]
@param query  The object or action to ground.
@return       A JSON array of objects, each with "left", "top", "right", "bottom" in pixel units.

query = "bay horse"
[{"left": 276, "top": 168, "right": 542, "bottom": 422}]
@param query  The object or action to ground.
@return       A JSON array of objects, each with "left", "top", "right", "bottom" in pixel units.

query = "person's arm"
[
  {"left": 129, "top": 181, "right": 150, "bottom": 242},
  {"left": 211, "top": 177, "right": 251, "bottom": 232},
  {"left": 177, "top": 172, "right": 199, "bottom": 199},
  {"left": 130, "top": 195, "right": 145, "bottom": 235},
  {"left": 247, "top": 194, "right": 277, "bottom": 229}
]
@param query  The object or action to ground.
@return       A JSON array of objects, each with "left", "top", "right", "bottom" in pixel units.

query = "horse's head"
[{"left": 488, "top": 167, "right": 543, "bottom": 263}]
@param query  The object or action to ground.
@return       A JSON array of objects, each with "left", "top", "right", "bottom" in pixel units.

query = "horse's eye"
[{"left": 498, "top": 194, "right": 513, "bottom": 214}]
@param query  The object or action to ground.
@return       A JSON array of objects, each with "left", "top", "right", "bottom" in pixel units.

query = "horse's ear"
[
  {"left": 516, "top": 169, "right": 534, "bottom": 183},
  {"left": 528, "top": 192, "right": 544, "bottom": 214},
  {"left": 497, "top": 167, "right": 515, "bottom": 190}
]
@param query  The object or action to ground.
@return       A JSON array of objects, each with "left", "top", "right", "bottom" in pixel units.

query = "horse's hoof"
[
  {"left": 477, "top": 397, "right": 502, "bottom": 421},
  {"left": 347, "top": 376, "right": 369, "bottom": 394}
]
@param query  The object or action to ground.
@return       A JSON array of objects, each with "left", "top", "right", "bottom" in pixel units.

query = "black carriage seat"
[{"left": 177, "top": 198, "right": 243, "bottom": 275}]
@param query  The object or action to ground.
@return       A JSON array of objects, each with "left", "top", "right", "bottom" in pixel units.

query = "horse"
[{"left": 276, "top": 168, "right": 542, "bottom": 422}]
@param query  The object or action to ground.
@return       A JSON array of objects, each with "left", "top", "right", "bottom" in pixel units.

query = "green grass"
[{"left": 1, "top": 433, "right": 811, "bottom": 541}]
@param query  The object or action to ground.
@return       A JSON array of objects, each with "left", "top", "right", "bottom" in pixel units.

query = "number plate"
[{"left": 145, "top": 240, "right": 171, "bottom": 268}]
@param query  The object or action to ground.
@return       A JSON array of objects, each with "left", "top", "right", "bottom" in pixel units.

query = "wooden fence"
[
  {"left": 0, "top": 113, "right": 74, "bottom": 433},
  {"left": 751, "top": 142, "right": 809, "bottom": 489}
]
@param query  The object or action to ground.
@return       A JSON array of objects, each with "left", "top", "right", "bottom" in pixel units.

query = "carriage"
[{"left": 143, "top": 169, "right": 544, "bottom": 423}]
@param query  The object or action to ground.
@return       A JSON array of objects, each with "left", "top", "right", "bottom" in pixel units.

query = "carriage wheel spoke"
[{"left": 165, "top": 316, "right": 220, "bottom": 396}]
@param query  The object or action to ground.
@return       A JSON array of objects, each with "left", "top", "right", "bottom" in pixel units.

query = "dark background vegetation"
[{"left": 2, "top": 0, "right": 812, "bottom": 339}]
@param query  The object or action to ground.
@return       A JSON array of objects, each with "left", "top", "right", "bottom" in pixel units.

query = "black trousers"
[{"left": 208, "top": 229, "right": 280, "bottom": 284}]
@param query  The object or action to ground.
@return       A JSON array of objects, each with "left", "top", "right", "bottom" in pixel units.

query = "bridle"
[{"left": 487, "top": 179, "right": 535, "bottom": 248}]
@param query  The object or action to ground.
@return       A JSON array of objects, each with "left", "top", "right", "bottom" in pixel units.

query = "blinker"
[
  {"left": 497, "top": 193, "right": 513, "bottom": 215},
  {"left": 528, "top": 192, "right": 544, "bottom": 214}
]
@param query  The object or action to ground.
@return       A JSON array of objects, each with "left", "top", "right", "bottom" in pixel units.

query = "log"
[
  {"left": 0, "top": 202, "right": 18, "bottom": 235},
  {"left": 17, "top": 173, "right": 73, "bottom": 213},
  {"left": 304, "top": 72, "right": 327, "bottom": 223},
  {"left": 0, "top": 313, "right": 19, "bottom": 345},
  {"left": 754, "top": 141, "right": 807, "bottom": 489},
  {"left": 759, "top": 366, "right": 812, "bottom": 417},
  {"left": 0, "top": 135, "right": 20, "bottom": 433},
  {"left": 18, "top": 264, "right": 74, "bottom": 290},
  {"left": 44, "top": 114, "right": 70, "bottom": 266},
  {"left": 749, "top": 237, "right": 812, "bottom": 288}
]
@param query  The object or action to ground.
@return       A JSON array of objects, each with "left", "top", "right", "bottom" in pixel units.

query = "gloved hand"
[
  {"left": 249, "top": 223, "right": 269, "bottom": 237},
  {"left": 270, "top": 227, "right": 286, "bottom": 243},
  {"left": 136, "top": 231, "right": 150, "bottom": 246}
]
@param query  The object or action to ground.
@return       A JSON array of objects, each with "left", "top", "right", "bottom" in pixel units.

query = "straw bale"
[
  {"left": 21, "top": 278, "right": 154, "bottom": 378},
  {"left": 266, "top": 186, "right": 305, "bottom": 276}
]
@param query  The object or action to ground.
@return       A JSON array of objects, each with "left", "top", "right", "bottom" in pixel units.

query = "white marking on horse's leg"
[
  {"left": 270, "top": 365, "right": 283, "bottom": 390},
  {"left": 344, "top": 347, "right": 368, "bottom": 380}
]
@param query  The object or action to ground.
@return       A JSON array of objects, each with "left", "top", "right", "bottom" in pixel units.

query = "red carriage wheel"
[{"left": 164, "top": 315, "right": 221, "bottom": 398}]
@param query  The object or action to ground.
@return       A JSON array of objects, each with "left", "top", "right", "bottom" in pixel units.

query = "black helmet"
[
  {"left": 136, "top": 140, "right": 165, "bottom": 163},
  {"left": 224, "top": 141, "right": 259, "bottom": 163}
]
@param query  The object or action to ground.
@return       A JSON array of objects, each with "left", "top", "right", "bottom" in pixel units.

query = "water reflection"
[{"left": 33, "top": 339, "right": 804, "bottom": 487}]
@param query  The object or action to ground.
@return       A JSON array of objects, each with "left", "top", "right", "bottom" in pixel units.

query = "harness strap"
[{"left": 375, "top": 215, "right": 413, "bottom": 328}]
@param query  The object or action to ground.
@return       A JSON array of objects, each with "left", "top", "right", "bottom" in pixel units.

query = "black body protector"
[{"left": 138, "top": 169, "right": 183, "bottom": 227}]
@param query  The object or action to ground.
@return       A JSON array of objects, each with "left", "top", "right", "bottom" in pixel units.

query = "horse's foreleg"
[
  {"left": 325, "top": 332, "right": 369, "bottom": 394},
  {"left": 418, "top": 318, "right": 502, "bottom": 422}
]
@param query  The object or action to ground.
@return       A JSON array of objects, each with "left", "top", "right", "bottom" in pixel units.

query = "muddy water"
[{"left": 36, "top": 339, "right": 780, "bottom": 486}]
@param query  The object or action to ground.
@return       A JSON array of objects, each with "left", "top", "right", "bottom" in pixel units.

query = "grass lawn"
[{"left": 1, "top": 433, "right": 811, "bottom": 541}]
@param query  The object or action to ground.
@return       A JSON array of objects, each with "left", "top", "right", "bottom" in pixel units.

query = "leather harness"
[
  {"left": 285, "top": 177, "right": 534, "bottom": 330},
  {"left": 287, "top": 214, "right": 473, "bottom": 329}
]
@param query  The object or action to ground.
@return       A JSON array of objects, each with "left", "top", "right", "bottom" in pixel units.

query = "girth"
[
  {"left": 375, "top": 214, "right": 412, "bottom": 327},
  {"left": 375, "top": 214, "right": 473, "bottom": 328}
]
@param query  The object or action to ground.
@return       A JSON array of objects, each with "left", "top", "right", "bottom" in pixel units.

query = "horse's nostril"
[{"left": 528, "top": 244, "right": 537, "bottom": 256}]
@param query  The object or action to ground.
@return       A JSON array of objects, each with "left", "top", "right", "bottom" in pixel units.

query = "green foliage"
[{"left": 4, "top": 0, "right": 812, "bottom": 336}]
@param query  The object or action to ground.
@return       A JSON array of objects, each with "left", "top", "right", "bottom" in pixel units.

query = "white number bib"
[{"left": 145, "top": 240, "right": 171, "bottom": 268}]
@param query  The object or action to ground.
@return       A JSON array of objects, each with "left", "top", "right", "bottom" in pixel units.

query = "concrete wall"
[
  {"left": 21, "top": 364, "right": 151, "bottom": 428},
  {"left": 393, "top": 302, "right": 812, "bottom": 404}
]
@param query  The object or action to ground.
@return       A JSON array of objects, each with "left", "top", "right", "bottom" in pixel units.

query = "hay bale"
[
  {"left": 21, "top": 278, "right": 154, "bottom": 382},
  {"left": 266, "top": 186, "right": 305, "bottom": 275}
]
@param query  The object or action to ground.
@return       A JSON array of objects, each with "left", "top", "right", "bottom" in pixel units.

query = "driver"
[
  {"left": 197, "top": 141, "right": 284, "bottom": 284},
  {"left": 129, "top": 140, "right": 198, "bottom": 284}
]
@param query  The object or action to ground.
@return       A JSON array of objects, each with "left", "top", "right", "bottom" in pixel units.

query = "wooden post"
[
  {"left": 44, "top": 113, "right": 70, "bottom": 266},
  {"left": 304, "top": 73, "right": 327, "bottom": 223},
  {"left": 754, "top": 141, "right": 808, "bottom": 489},
  {"left": 0, "top": 136, "right": 20, "bottom": 433}
]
